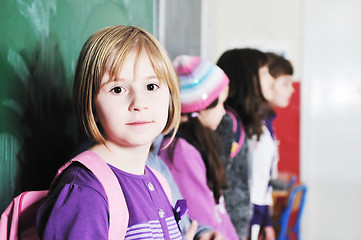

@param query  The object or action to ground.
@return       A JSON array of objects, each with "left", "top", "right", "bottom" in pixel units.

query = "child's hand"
[
  {"left": 184, "top": 220, "right": 198, "bottom": 240},
  {"left": 199, "top": 230, "right": 224, "bottom": 240}
]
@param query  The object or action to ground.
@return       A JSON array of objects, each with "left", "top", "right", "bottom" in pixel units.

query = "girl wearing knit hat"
[
  {"left": 217, "top": 48, "right": 276, "bottom": 240},
  {"left": 159, "top": 55, "right": 239, "bottom": 240}
]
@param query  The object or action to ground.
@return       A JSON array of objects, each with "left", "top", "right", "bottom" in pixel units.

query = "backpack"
[
  {"left": 0, "top": 151, "right": 172, "bottom": 240},
  {"left": 227, "top": 108, "right": 245, "bottom": 159}
]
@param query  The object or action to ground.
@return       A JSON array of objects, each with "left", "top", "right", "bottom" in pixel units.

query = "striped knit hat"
[{"left": 173, "top": 55, "right": 229, "bottom": 113}]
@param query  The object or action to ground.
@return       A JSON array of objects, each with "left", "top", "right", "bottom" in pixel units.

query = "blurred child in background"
[
  {"left": 265, "top": 52, "right": 296, "bottom": 192},
  {"left": 265, "top": 52, "right": 294, "bottom": 138},
  {"left": 266, "top": 52, "right": 294, "bottom": 109},
  {"left": 159, "top": 55, "right": 239, "bottom": 240},
  {"left": 147, "top": 134, "right": 224, "bottom": 240},
  {"left": 215, "top": 51, "right": 253, "bottom": 239},
  {"left": 217, "top": 48, "right": 276, "bottom": 240}
]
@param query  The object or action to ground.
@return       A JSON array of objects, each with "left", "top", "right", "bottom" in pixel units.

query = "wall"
[
  {"left": 210, "top": 0, "right": 361, "bottom": 239},
  {"left": 210, "top": 0, "right": 303, "bottom": 81},
  {"left": 159, "top": 0, "right": 202, "bottom": 61},
  {"left": 302, "top": 0, "right": 361, "bottom": 239},
  {"left": 0, "top": 0, "right": 154, "bottom": 211}
]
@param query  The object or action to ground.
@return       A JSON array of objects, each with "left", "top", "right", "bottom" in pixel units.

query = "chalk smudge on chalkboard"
[
  {"left": 7, "top": 49, "right": 30, "bottom": 89},
  {"left": 16, "top": 0, "right": 57, "bottom": 40},
  {"left": 0, "top": 133, "right": 20, "bottom": 206}
]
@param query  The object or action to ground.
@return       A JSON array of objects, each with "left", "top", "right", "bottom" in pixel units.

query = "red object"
[{"left": 273, "top": 82, "right": 300, "bottom": 178}]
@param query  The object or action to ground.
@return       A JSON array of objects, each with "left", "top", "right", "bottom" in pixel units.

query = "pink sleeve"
[{"left": 159, "top": 138, "right": 219, "bottom": 228}]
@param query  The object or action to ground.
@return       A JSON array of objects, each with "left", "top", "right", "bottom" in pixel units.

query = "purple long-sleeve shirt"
[{"left": 36, "top": 159, "right": 183, "bottom": 239}]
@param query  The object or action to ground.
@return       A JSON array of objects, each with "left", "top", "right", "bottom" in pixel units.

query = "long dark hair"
[
  {"left": 217, "top": 48, "right": 272, "bottom": 139},
  {"left": 168, "top": 99, "right": 228, "bottom": 204}
]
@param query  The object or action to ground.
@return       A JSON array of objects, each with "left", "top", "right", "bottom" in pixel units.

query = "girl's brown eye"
[
  {"left": 147, "top": 83, "right": 159, "bottom": 91},
  {"left": 112, "top": 86, "right": 122, "bottom": 94}
]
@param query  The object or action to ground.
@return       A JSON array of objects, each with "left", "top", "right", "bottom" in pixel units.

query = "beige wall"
[{"left": 205, "top": 0, "right": 303, "bottom": 81}]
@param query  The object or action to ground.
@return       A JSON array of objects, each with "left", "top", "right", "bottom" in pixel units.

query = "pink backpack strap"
[
  {"left": 54, "top": 151, "right": 128, "bottom": 240},
  {"left": 148, "top": 167, "right": 173, "bottom": 204},
  {"left": 227, "top": 108, "right": 246, "bottom": 158},
  {"left": 0, "top": 191, "right": 48, "bottom": 240}
]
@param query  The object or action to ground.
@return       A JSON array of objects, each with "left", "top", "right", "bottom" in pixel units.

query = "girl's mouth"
[{"left": 127, "top": 121, "right": 152, "bottom": 126}]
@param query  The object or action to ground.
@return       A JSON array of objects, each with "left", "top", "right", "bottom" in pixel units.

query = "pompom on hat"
[{"left": 173, "top": 55, "right": 229, "bottom": 113}]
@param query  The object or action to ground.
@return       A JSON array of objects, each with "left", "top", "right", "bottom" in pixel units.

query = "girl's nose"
[{"left": 129, "top": 92, "right": 147, "bottom": 111}]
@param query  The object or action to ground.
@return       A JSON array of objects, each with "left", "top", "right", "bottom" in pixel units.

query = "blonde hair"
[{"left": 73, "top": 25, "right": 180, "bottom": 145}]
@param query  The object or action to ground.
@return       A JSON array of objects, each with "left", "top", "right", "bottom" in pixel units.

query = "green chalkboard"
[{"left": 0, "top": 0, "right": 155, "bottom": 211}]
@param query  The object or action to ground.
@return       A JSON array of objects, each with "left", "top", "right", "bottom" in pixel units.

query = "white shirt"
[{"left": 248, "top": 125, "right": 279, "bottom": 206}]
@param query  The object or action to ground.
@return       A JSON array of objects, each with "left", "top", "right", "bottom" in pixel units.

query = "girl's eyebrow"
[
  {"left": 144, "top": 75, "right": 159, "bottom": 80},
  {"left": 122, "top": 75, "right": 159, "bottom": 81},
  {"left": 117, "top": 75, "right": 158, "bottom": 82},
  {"left": 101, "top": 76, "right": 123, "bottom": 87}
]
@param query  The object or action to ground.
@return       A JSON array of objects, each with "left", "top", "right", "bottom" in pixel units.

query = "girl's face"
[
  {"left": 271, "top": 74, "right": 295, "bottom": 108},
  {"left": 197, "top": 85, "right": 229, "bottom": 130},
  {"left": 94, "top": 50, "right": 170, "bottom": 148},
  {"left": 259, "top": 66, "right": 274, "bottom": 102}
]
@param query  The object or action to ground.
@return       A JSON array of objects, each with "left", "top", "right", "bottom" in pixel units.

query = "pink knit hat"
[{"left": 173, "top": 55, "right": 229, "bottom": 113}]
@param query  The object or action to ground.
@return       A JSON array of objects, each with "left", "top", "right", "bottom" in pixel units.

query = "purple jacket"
[{"left": 159, "top": 137, "right": 239, "bottom": 240}]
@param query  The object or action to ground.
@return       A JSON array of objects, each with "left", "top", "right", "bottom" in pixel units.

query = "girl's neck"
[{"left": 89, "top": 142, "right": 151, "bottom": 175}]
